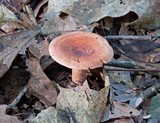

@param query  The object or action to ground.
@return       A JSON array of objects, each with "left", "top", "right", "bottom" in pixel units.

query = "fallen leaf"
[
  {"left": 29, "top": 79, "right": 110, "bottom": 123},
  {"left": 0, "top": 105, "right": 22, "bottom": 123},
  {"left": 117, "top": 25, "right": 160, "bottom": 64},
  {"left": 129, "top": 95, "right": 143, "bottom": 109},
  {"left": 48, "top": 0, "right": 160, "bottom": 29},
  {"left": 28, "top": 37, "right": 52, "bottom": 70},
  {"left": 101, "top": 101, "right": 141, "bottom": 122},
  {"left": 28, "top": 37, "right": 50, "bottom": 59},
  {"left": 0, "top": 3, "right": 17, "bottom": 23},
  {"left": 56, "top": 80, "right": 109, "bottom": 123},
  {"left": 108, "top": 79, "right": 144, "bottom": 108},
  {"left": 1, "top": 21, "right": 26, "bottom": 34},
  {"left": 118, "top": 40, "right": 160, "bottom": 63},
  {"left": 29, "top": 107, "right": 70, "bottom": 123},
  {"left": 130, "top": 0, "right": 160, "bottom": 29},
  {"left": 7, "top": 0, "right": 31, "bottom": 11},
  {"left": 107, "top": 69, "right": 135, "bottom": 88},
  {"left": 27, "top": 57, "right": 57, "bottom": 106},
  {"left": 148, "top": 94, "right": 160, "bottom": 121},
  {"left": 41, "top": 11, "right": 87, "bottom": 37},
  {"left": 0, "top": 29, "right": 40, "bottom": 78},
  {"left": 33, "top": 0, "right": 48, "bottom": 17},
  {"left": 106, "top": 118, "right": 135, "bottom": 123}
]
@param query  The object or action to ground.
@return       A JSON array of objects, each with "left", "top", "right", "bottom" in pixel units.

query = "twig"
[
  {"left": 143, "top": 81, "right": 160, "bottom": 98},
  {"left": 6, "top": 85, "right": 28, "bottom": 111},
  {"left": 106, "top": 60, "right": 138, "bottom": 69},
  {"left": 104, "top": 67, "right": 160, "bottom": 72},
  {"left": 105, "top": 35, "right": 160, "bottom": 41}
]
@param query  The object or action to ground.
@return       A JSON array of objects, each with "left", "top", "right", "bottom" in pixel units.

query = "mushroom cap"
[{"left": 49, "top": 31, "right": 113, "bottom": 69}]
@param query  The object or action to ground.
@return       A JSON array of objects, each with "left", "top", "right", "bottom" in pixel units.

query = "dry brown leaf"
[
  {"left": 0, "top": 105, "right": 22, "bottom": 123},
  {"left": 0, "top": 29, "right": 40, "bottom": 78},
  {"left": 28, "top": 38, "right": 50, "bottom": 59},
  {"left": 48, "top": 0, "right": 160, "bottom": 29},
  {"left": 0, "top": 2, "right": 35, "bottom": 34},
  {"left": 41, "top": 11, "right": 88, "bottom": 37},
  {"left": 27, "top": 57, "right": 57, "bottom": 106}
]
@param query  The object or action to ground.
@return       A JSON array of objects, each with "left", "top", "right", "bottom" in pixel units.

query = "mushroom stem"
[{"left": 72, "top": 69, "right": 86, "bottom": 85}]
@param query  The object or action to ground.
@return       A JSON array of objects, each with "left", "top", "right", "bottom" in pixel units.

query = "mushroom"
[{"left": 49, "top": 31, "right": 113, "bottom": 85}]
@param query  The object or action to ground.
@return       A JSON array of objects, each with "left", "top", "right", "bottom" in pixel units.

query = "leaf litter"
[
  {"left": 0, "top": 0, "right": 160, "bottom": 123},
  {"left": 0, "top": 105, "right": 22, "bottom": 123}
]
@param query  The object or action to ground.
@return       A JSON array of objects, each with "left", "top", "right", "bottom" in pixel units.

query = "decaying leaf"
[
  {"left": 101, "top": 101, "right": 141, "bottom": 122},
  {"left": 27, "top": 57, "right": 57, "bottom": 106},
  {"left": 56, "top": 80, "right": 109, "bottom": 123},
  {"left": 0, "top": 29, "right": 40, "bottom": 78},
  {"left": 0, "top": 105, "right": 22, "bottom": 123},
  {"left": 107, "top": 69, "right": 135, "bottom": 88},
  {"left": 30, "top": 78, "right": 110, "bottom": 123},
  {"left": 109, "top": 78, "right": 144, "bottom": 108},
  {"left": 48, "top": 0, "right": 160, "bottom": 29}
]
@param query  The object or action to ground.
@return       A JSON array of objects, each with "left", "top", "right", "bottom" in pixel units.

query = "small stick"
[
  {"left": 6, "top": 85, "right": 28, "bottom": 111},
  {"left": 104, "top": 67, "right": 160, "bottom": 72},
  {"left": 105, "top": 35, "right": 160, "bottom": 41},
  {"left": 106, "top": 60, "right": 137, "bottom": 69},
  {"left": 143, "top": 81, "right": 160, "bottom": 98}
]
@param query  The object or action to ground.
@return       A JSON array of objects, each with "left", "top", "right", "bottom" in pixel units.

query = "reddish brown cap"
[{"left": 49, "top": 31, "right": 113, "bottom": 69}]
